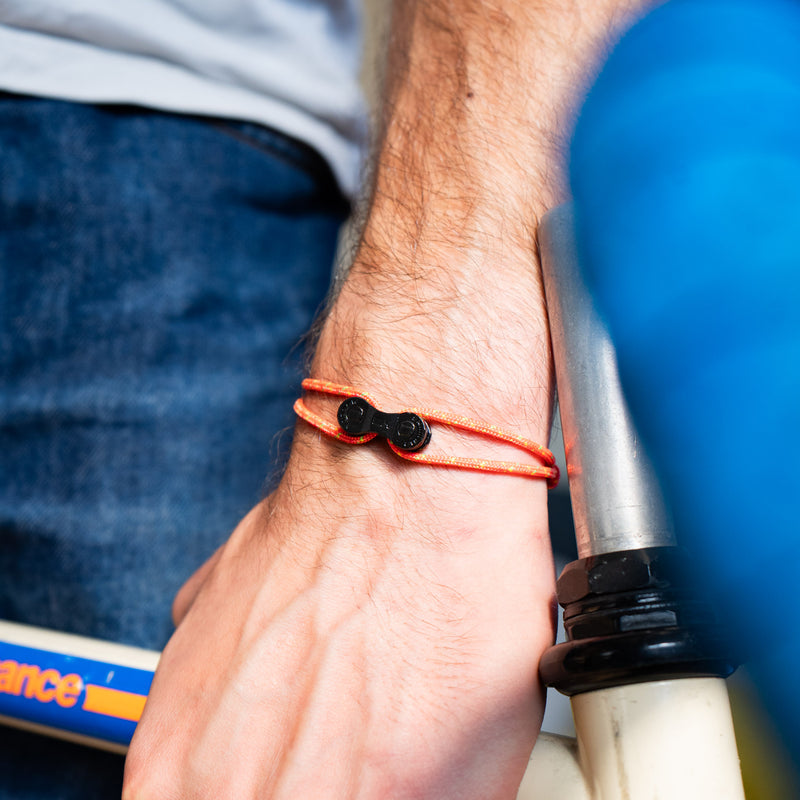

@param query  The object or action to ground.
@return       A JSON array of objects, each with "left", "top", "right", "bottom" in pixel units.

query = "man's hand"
[
  {"left": 123, "top": 1, "right": 652, "bottom": 797},
  {"left": 124, "top": 430, "right": 555, "bottom": 798}
]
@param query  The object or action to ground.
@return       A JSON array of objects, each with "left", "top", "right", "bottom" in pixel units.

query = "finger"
[{"left": 172, "top": 545, "right": 224, "bottom": 626}]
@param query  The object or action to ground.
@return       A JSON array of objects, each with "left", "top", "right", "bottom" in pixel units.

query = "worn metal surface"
[{"left": 539, "top": 205, "right": 676, "bottom": 558}]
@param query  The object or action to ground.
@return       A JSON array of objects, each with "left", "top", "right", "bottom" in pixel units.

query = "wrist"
[
  {"left": 287, "top": 387, "right": 551, "bottom": 548},
  {"left": 314, "top": 255, "right": 553, "bottom": 442}
]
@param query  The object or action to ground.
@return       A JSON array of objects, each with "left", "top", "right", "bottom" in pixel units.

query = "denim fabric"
[{"left": 0, "top": 95, "right": 348, "bottom": 797}]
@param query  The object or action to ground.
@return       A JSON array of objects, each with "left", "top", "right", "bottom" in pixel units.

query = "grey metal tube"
[{"left": 539, "top": 204, "right": 675, "bottom": 558}]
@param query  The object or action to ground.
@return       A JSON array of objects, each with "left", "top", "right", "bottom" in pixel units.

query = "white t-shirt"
[{"left": 0, "top": 1, "right": 367, "bottom": 195}]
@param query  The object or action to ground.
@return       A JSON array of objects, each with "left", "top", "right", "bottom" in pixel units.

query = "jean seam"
[{"left": 210, "top": 119, "right": 340, "bottom": 189}]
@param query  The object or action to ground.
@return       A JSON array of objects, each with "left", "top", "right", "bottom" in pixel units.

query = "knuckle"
[{"left": 123, "top": 746, "right": 180, "bottom": 800}]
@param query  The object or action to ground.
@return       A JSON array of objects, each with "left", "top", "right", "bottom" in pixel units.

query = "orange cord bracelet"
[{"left": 293, "top": 378, "right": 560, "bottom": 487}]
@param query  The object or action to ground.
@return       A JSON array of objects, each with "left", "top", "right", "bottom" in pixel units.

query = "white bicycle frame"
[{"left": 0, "top": 205, "right": 745, "bottom": 799}]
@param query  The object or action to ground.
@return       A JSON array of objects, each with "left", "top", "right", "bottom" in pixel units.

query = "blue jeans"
[{"left": 0, "top": 94, "right": 348, "bottom": 798}]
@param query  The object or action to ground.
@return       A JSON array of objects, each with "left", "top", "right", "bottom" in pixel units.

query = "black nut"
[{"left": 556, "top": 547, "right": 691, "bottom": 606}]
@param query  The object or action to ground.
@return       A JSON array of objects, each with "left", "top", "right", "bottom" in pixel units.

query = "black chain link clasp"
[{"left": 337, "top": 396, "right": 431, "bottom": 452}]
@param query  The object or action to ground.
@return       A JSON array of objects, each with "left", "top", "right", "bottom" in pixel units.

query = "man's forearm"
[{"left": 315, "top": 0, "right": 652, "bottom": 437}]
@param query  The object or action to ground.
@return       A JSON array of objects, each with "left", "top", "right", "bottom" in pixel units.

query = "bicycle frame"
[{"left": 521, "top": 205, "right": 745, "bottom": 799}]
